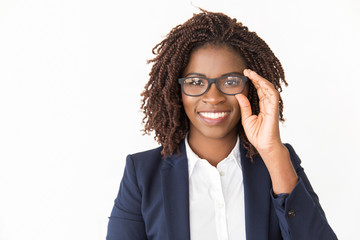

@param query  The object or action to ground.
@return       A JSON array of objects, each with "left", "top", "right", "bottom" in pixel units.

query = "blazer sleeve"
[
  {"left": 106, "top": 154, "right": 147, "bottom": 240},
  {"left": 270, "top": 143, "right": 337, "bottom": 240}
]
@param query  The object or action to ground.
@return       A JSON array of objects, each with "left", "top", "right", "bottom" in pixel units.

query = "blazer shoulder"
[
  {"left": 130, "top": 145, "right": 163, "bottom": 161},
  {"left": 128, "top": 145, "right": 164, "bottom": 174},
  {"left": 130, "top": 146, "right": 163, "bottom": 158}
]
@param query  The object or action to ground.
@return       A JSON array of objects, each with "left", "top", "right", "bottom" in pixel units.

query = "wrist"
[
  {"left": 257, "top": 142, "right": 287, "bottom": 161},
  {"left": 260, "top": 144, "right": 299, "bottom": 194}
]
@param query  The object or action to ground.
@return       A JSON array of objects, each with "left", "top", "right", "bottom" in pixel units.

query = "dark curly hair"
[{"left": 141, "top": 10, "right": 287, "bottom": 161}]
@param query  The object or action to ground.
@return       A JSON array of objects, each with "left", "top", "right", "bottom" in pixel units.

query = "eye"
[
  {"left": 184, "top": 77, "right": 206, "bottom": 86},
  {"left": 224, "top": 76, "right": 242, "bottom": 86}
]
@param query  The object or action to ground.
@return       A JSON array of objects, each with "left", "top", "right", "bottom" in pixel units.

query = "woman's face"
[{"left": 181, "top": 44, "right": 249, "bottom": 141}]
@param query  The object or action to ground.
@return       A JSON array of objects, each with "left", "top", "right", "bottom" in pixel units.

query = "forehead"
[{"left": 183, "top": 44, "right": 246, "bottom": 78}]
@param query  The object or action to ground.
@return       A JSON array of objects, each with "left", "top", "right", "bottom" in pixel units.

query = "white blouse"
[{"left": 185, "top": 137, "right": 246, "bottom": 240}]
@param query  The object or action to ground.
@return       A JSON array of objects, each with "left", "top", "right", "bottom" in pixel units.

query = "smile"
[{"left": 199, "top": 112, "right": 230, "bottom": 119}]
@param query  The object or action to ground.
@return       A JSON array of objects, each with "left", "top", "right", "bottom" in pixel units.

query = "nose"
[{"left": 202, "top": 83, "right": 226, "bottom": 105}]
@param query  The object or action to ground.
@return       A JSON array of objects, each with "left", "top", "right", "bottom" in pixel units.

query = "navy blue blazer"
[{"left": 107, "top": 141, "right": 337, "bottom": 240}]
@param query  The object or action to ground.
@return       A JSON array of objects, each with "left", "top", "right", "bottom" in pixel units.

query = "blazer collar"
[{"left": 160, "top": 140, "right": 272, "bottom": 240}]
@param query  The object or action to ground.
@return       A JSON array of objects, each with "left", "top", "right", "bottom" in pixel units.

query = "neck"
[{"left": 187, "top": 130, "right": 238, "bottom": 167}]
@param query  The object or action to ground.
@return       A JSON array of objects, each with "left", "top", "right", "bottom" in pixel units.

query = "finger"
[
  {"left": 243, "top": 69, "right": 265, "bottom": 99},
  {"left": 259, "top": 81, "right": 279, "bottom": 105},
  {"left": 244, "top": 69, "right": 279, "bottom": 103},
  {"left": 244, "top": 69, "right": 275, "bottom": 90},
  {"left": 235, "top": 93, "right": 252, "bottom": 121}
]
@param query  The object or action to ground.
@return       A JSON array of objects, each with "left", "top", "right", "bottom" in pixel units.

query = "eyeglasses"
[{"left": 178, "top": 75, "right": 248, "bottom": 97}]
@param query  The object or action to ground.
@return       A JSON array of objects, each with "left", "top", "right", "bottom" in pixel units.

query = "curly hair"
[{"left": 141, "top": 10, "right": 287, "bottom": 161}]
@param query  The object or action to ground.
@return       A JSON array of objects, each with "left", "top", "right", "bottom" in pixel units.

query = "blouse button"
[{"left": 219, "top": 171, "right": 225, "bottom": 176}]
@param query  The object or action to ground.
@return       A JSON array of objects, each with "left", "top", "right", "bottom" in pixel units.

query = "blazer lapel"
[
  {"left": 160, "top": 141, "right": 190, "bottom": 240},
  {"left": 241, "top": 142, "right": 272, "bottom": 240}
]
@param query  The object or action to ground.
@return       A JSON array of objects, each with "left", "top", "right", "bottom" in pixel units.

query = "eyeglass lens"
[{"left": 182, "top": 76, "right": 246, "bottom": 96}]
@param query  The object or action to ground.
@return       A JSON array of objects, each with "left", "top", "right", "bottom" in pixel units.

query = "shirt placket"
[{"left": 209, "top": 164, "right": 228, "bottom": 240}]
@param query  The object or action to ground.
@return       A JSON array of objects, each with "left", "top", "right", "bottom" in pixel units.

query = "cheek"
[
  {"left": 229, "top": 97, "right": 241, "bottom": 112},
  {"left": 181, "top": 93, "right": 195, "bottom": 113}
]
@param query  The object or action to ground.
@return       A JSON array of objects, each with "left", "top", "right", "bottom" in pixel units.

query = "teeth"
[{"left": 199, "top": 112, "right": 228, "bottom": 119}]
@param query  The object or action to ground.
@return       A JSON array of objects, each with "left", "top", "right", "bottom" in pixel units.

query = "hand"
[
  {"left": 236, "top": 69, "right": 298, "bottom": 194},
  {"left": 235, "top": 69, "right": 283, "bottom": 156}
]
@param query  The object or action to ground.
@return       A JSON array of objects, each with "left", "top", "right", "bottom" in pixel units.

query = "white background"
[{"left": 0, "top": 0, "right": 359, "bottom": 239}]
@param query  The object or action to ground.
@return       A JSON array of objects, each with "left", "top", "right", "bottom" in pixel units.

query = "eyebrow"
[{"left": 184, "top": 72, "right": 243, "bottom": 77}]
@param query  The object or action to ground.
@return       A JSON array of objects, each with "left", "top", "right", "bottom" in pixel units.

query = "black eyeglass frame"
[{"left": 178, "top": 75, "right": 249, "bottom": 97}]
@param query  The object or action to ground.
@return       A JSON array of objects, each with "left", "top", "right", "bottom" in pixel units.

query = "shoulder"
[
  {"left": 125, "top": 145, "right": 164, "bottom": 180},
  {"left": 130, "top": 145, "right": 163, "bottom": 161}
]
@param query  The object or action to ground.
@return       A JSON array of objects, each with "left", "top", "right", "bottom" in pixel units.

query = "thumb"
[{"left": 235, "top": 94, "right": 252, "bottom": 122}]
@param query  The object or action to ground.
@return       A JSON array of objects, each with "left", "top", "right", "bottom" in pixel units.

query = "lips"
[{"left": 198, "top": 111, "right": 230, "bottom": 125}]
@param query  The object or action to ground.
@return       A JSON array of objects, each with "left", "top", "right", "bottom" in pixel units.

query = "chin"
[{"left": 197, "top": 126, "right": 238, "bottom": 140}]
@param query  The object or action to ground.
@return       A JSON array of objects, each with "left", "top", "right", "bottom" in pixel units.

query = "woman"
[{"left": 106, "top": 10, "right": 337, "bottom": 240}]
